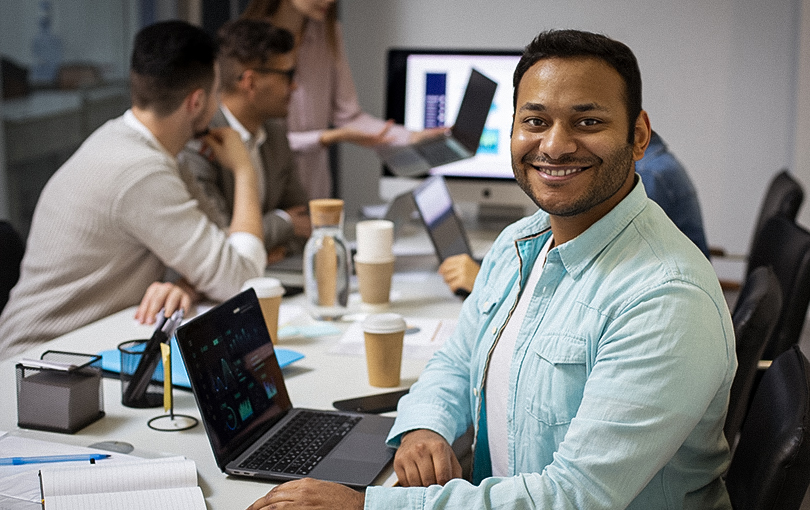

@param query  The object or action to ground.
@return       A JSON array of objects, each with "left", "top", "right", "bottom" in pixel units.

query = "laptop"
[
  {"left": 412, "top": 175, "right": 473, "bottom": 264},
  {"left": 266, "top": 255, "right": 305, "bottom": 292},
  {"left": 382, "top": 189, "right": 418, "bottom": 238},
  {"left": 175, "top": 289, "right": 396, "bottom": 488},
  {"left": 380, "top": 68, "right": 498, "bottom": 177}
]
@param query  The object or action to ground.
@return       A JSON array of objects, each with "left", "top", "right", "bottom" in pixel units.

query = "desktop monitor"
[{"left": 382, "top": 48, "right": 537, "bottom": 222}]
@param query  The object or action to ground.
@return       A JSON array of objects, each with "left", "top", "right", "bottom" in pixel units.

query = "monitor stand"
[{"left": 478, "top": 204, "right": 527, "bottom": 224}]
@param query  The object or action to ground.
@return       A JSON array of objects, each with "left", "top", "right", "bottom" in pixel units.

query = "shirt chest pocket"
[{"left": 522, "top": 335, "right": 587, "bottom": 426}]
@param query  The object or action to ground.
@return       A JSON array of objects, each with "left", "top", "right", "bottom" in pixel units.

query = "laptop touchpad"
[{"left": 330, "top": 433, "right": 391, "bottom": 462}]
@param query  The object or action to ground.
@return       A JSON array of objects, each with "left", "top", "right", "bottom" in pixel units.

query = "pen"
[
  {"left": 162, "top": 308, "right": 184, "bottom": 340},
  {"left": 123, "top": 308, "right": 170, "bottom": 403},
  {"left": 0, "top": 453, "right": 110, "bottom": 466}
]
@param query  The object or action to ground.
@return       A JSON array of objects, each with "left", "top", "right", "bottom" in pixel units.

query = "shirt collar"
[
  {"left": 220, "top": 105, "right": 267, "bottom": 148},
  {"left": 123, "top": 109, "right": 173, "bottom": 158},
  {"left": 515, "top": 175, "right": 649, "bottom": 279}
]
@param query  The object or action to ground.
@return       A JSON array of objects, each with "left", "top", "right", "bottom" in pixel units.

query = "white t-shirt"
[{"left": 486, "top": 236, "right": 553, "bottom": 476}]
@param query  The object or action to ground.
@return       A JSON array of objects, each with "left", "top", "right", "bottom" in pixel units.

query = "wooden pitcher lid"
[{"left": 309, "top": 199, "right": 344, "bottom": 227}]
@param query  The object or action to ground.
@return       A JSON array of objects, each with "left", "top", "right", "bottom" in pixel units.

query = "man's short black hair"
[
  {"left": 514, "top": 29, "right": 642, "bottom": 143},
  {"left": 217, "top": 18, "right": 295, "bottom": 94},
  {"left": 130, "top": 20, "right": 217, "bottom": 117}
]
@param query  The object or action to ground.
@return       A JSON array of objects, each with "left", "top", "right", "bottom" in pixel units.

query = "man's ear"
[
  {"left": 186, "top": 88, "right": 207, "bottom": 116},
  {"left": 632, "top": 110, "right": 651, "bottom": 161},
  {"left": 239, "top": 69, "right": 256, "bottom": 92}
]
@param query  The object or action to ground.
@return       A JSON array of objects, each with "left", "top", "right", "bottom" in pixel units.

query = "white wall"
[
  {"left": 339, "top": 0, "right": 803, "bottom": 279},
  {"left": 796, "top": 0, "right": 810, "bottom": 229}
]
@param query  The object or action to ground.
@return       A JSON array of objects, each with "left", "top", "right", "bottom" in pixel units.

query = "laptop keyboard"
[{"left": 238, "top": 411, "right": 362, "bottom": 475}]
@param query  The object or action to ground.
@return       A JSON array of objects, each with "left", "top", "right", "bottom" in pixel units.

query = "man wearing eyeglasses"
[{"left": 182, "top": 18, "right": 310, "bottom": 264}]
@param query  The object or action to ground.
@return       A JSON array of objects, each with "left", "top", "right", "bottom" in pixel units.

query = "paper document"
[{"left": 330, "top": 317, "right": 457, "bottom": 360}]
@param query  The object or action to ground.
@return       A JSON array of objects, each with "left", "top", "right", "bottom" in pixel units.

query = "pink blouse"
[{"left": 286, "top": 20, "right": 409, "bottom": 199}]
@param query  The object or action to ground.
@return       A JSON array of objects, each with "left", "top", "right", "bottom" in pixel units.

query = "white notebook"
[{"left": 40, "top": 457, "right": 204, "bottom": 510}]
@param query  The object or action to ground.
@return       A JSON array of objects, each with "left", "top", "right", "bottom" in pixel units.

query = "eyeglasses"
[{"left": 247, "top": 67, "right": 296, "bottom": 83}]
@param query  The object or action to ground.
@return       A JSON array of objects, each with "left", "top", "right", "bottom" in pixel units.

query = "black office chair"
[
  {"left": 746, "top": 216, "right": 810, "bottom": 361},
  {"left": 749, "top": 170, "right": 805, "bottom": 254},
  {"left": 725, "top": 345, "right": 810, "bottom": 510},
  {"left": 724, "top": 266, "right": 782, "bottom": 450},
  {"left": 0, "top": 220, "right": 25, "bottom": 314},
  {"left": 713, "top": 169, "right": 804, "bottom": 291}
]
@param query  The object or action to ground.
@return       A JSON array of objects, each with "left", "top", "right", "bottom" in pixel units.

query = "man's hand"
[
  {"left": 394, "top": 429, "right": 462, "bottom": 487},
  {"left": 204, "top": 127, "right": 263, "bottom": 241},
  {"left": 202, "top": 127, "right": 254, "bottom": 177},
  {"left": 438, "top": 254, "right": 480, "bottom": 295},
  {"left": 134, "top": 281, "right": 196, "bottom": 325},
  {"left": 267, "top": 246, "right": 287, "bottom": 265},
  {"left": 285, "top": 205, "right": 312, "bottom": 238},
  {"left": 246, "top": 478, "right": 364, "bottom": 510},
  {"left": 320, "top": 120, "right": 395, "bottom": 147}
]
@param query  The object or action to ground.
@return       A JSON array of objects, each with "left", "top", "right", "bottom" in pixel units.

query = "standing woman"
[{"left": 241, "top": 0, "right": 442, "bottom": 199}]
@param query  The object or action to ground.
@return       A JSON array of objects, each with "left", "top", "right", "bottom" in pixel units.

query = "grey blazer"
[{"left": 180, "top": 109, "right": 309, "bottom": 252}]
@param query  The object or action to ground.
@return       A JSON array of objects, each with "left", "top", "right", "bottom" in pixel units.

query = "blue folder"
[{"left": 98, "top": 336, "right": 304, "bottom": 389}]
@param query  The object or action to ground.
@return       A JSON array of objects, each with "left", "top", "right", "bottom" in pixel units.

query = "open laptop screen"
[
  {"left": 177, "top": 290, "right": 292, "bottom": 467},
  {"left": 412, "top": 175, "right": 472, "bottom": 262}
]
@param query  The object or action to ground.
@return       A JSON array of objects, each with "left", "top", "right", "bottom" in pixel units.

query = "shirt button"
[
  {"left": 492, "top": 327, "right": 497, "bottom": 334},
  {"left": 473, "top": 388, "right": 479, "bottom": 397}
]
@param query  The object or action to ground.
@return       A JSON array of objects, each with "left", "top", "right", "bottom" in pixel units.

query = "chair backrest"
[
  {"left": 746, "top": 216, "right": 810, "bottom": 361},
  {"left": 0, "top": 221, "right": 25, "bottom": 314},
  {"left": 726, "top": 345, "right": 810, "bottom": 510},
  {"left": 724, "top": 266, "right": 783, "bottom": 448},
  {"left": 750, "top": 170, "right": 804, "bottom": 252}
]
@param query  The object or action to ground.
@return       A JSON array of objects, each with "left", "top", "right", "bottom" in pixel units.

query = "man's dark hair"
[
  {"left": 130, "top": 20, "right": 217, "bottom": 117},
  {"left": 514, "top": 29, "right": 642, "bottom": 143},
  {"left": 217, "top": 18, "right": 295, "bottom": 94}
]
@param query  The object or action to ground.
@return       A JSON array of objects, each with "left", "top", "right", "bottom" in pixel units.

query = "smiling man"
[{"left": 247, "top": 29, "right": 735, "bottom": 510}]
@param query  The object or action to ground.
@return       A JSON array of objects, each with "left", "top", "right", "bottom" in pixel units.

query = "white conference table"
[{"left": 0, "top": 268, "right": 466, "bottom": 510}]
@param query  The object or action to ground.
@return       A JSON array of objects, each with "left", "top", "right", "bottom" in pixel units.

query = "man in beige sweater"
[{"left": 0, "top": 20, "right": 266, "bottom": 360}]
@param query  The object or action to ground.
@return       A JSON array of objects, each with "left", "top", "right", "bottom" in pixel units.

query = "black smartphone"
[{"left": 332, "top": 388, "right": 409, "bottom": 414}]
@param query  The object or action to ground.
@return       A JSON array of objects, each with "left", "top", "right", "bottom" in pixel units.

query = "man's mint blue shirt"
[{"left": 365, "top": 179, "right": 735, "bottom": 509}]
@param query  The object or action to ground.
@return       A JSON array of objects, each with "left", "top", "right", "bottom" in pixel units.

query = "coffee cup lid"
[
  {"left": 241, "top": 277, "right": 284, "bottom": 298},
  {"left": 356, "top": 219, "right": 394, "bottom": 232},
  {"left": 354, "top": 254, "right": 396, "bottom": 264},
  {"left": 362, "top": 313, "right": 406, "bottom": 334}
]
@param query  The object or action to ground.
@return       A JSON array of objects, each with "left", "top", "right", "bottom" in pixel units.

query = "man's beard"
[{"left": 513, "top": 144, "right": 634, "bottom": 217}]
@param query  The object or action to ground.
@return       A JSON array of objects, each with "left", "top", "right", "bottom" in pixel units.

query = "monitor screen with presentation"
[{"left": 383, "top": 48, "right": 536, "bottom": 218}]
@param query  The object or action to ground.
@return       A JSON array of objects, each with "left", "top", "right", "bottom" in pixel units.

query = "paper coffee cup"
[
  {"left": 354, "top": 257, "right": 395, "bottom": 306},
  {"left": 362, "top": 313, "right": 406, "bottom": 387},
  {"left": 355, "top": 220, "right": 394, "bottom": 261},
  {"left": 242, "top": 277, "right": 285, "bottom": 343}
]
